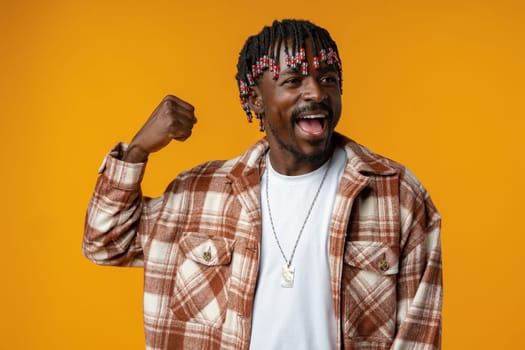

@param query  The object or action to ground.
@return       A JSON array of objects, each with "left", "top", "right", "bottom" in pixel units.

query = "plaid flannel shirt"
[{"left": 84, "top": 133, "right": 442, "bottom": 349}]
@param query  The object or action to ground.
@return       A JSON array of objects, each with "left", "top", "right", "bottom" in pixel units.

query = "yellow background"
[{"left": 1, "top": 0, "right": 524, "bottom": 348}]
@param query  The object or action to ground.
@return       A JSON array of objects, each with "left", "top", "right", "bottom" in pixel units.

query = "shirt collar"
[
  {"left": 334, "top": 133, "right": 398, "bottom": 177},
  {"left": 227, "top": 132, "right": 398, "bottom": 181}
]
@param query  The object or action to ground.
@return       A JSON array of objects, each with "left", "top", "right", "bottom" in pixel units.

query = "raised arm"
[{"left": 82, "top": 95, "right": 197, "bottom": 266}]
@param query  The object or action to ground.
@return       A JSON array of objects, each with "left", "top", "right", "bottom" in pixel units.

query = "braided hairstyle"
[{"left": 236, "top": 19, "right": 342, "bottom": 131}]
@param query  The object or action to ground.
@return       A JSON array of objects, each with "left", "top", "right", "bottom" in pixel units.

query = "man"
[{"left": 84, "top": 19, "right": 442, "bottom": 349}]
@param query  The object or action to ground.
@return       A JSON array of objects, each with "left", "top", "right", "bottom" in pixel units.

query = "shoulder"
[
  {"left": 336, "top": 134, "right": 427, "bottom": 193},
  {"left": 339, "top": 135, "right": 441, "bottom": 242},
  {"left": 168, "top": 137, "right": 268, "bottom": 190},
  {"left": 170, "top": 158, "right": 236, "bottom": 189},
  {"left": 337, "top": 134, "right": 438, "bottom": 217}
]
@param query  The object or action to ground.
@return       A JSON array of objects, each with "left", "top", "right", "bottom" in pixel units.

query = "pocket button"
[
  {"left": 203, "top": 250, "right": 212, "bottom": 262},
  {"left": 378, "top": 260, "right": 390, "bottom": 272}
]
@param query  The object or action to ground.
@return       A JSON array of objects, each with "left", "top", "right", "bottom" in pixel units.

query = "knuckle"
[
  {"left": 163, "top": 99, "right": 174, "bottom": 109},
  {"left": 179, "top": 129, "right": 192, "bottom": 141}
]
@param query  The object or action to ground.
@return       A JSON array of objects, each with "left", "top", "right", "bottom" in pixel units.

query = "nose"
[{"left": 301, "top": 77, "right": 326, "bottom": 102}]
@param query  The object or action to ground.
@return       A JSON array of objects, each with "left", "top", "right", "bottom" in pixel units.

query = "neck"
[{"left": 267, "top": 146, "right": 334, "bottom": 176}]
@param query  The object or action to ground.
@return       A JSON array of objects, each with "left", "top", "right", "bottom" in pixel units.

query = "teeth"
[{"left": 300, "top": 114, "right": 325, "bottom": 119}]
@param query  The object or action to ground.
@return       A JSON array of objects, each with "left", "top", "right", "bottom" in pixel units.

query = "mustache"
[{"left": 291, "top": 102, "right": 333, "bottom": 120}]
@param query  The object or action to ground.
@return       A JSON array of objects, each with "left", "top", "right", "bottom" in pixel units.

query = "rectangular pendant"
[{"left": 281, "top": 265, "right": 295, "bottom": 288}]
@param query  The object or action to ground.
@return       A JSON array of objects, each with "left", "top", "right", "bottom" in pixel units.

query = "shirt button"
[
  {"left": 203, "top": 250, "right": 212, "bottom": 262},
  {"left": 378, "top": 260, "right": 390, "bottom": 272}
]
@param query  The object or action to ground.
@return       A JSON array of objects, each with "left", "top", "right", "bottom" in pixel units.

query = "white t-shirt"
[{"left": 249, "top": 147, "right": 346, "bottom": 350}]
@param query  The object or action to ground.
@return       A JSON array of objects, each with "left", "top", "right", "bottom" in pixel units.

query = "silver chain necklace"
[{"left": 265, "top": 154, "right": 331, "bottom": 288}]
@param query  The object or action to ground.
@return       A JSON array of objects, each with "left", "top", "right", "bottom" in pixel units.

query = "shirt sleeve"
[
  {"left": 392, "top": 170, "right": 443, "bottom": 349},
  {"left": 82, "top": 143, "right": 163, "bottom": 267}
]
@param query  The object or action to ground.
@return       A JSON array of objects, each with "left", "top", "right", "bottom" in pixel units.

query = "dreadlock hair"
[{"left": 236, "top": 19, "right": 342, "bottom": 131}]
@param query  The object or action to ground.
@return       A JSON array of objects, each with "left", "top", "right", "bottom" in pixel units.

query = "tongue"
[{"left": 297, "top": 118, "right": 323, "bottom": 134}]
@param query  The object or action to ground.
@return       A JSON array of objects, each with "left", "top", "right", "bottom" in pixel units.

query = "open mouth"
[{"left": 295, "top": 114, "right": 327, "bottom": 136}]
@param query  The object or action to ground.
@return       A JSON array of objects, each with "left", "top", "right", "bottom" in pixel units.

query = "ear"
[{"left": 247, "top": 86, "right": 264, "bottom": 114}]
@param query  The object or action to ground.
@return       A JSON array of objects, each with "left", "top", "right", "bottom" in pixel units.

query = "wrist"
[{"left": 123, "top": 143, "right": 149, "bottom": 163}]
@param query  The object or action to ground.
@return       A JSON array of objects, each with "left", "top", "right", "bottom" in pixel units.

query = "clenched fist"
[{"left": 123, "top": 95, "right": 197, "bottom": 163}]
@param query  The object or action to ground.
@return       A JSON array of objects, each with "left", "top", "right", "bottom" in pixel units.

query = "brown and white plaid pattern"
[{"left": 84, "top": 133, "right": 442, "bottom": 349}]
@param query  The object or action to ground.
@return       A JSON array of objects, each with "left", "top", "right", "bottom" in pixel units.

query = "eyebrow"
[
  {"left": 280, "top": 67, "right": 301, "bottom": 76},
  {"left": 317, "top": 66, "right": 338, "bottom": 74}
]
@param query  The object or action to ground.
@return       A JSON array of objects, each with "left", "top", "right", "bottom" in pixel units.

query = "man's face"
[{"left": 251, "top": 39, "right": 342, "bottom": 171}]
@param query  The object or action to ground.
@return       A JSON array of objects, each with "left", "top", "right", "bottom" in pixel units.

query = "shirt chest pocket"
[
  {"left": 170, "top": 232, "right": 235, "bottom": 328},
  {"left": 342, "top": 241, "right": 399, "bottom": 345},
  {"left": 344, "top": 241, "right": 398, "bottom": 282}
]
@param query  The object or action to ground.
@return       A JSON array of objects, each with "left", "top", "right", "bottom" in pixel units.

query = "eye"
[
  {"left": 284, "top": 76, "right": 302, "bottom": 85},
  {"left": 320, "top": 74, "right": 339, "bottom": 85}
]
